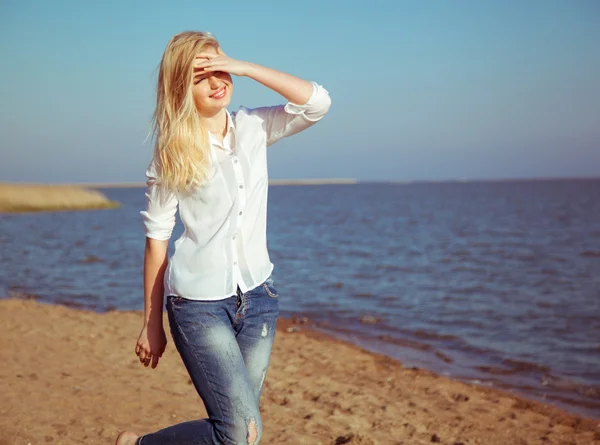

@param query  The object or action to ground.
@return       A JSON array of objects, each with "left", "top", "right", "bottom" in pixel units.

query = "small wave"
[
  {"left": 54, "top": 298, "right": 86, "bottom": 309},
  {"left": 359, "top": 314, "right": 381, "bottom": 325},
  {"left": 375, "top": 264, "right": 416, "bottom": 273},
  {"left": 81, "top": 255, "right": 104, "bottom": 264},
  {"left": 7, "top": 290, "right": 40, "bottom": 300},
  {"left": 450, "top": 284, "right": 489, "bottom": 296},
  {"left": 434, "top": 351, "right": 454, "bottom": 363},
  {"left": 346, "top": 250, "right": 372, "bottom": 258},
  {"left": 503, "top": 358, "right": 551, "bottom": 374},
  {"left": 471, "top": 242, "right": 492, "bottom": 249},
  {"left": 351, "top": 272, "right": 374, "bottom": 279},
  {"left": 450, "top": 249, "right": 470, "bottom": 258},
  {"left": 541, "top": 374, "right": 600, "bottom": 399},
  {"left": 477, "top": 366, "right": 521, "bottom": 376},
  {"left": 412, "top": 329, "right": 459, "bottom": 342},
  {"left": 325, "top": 282, "right": 344, "bottom": 289},
  {"left": 581, "top": 250, "right": 600, "bottom": 258},
  {"left": 450, "top": 265, "right": 487, "bottom": 273},
  {"left": 377, "top": 334, "right": 432, "bottom": 351}
]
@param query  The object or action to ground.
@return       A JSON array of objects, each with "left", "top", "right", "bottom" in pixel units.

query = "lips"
[{"left": 210, "top": 86, "right": 226, "bottom": 99}]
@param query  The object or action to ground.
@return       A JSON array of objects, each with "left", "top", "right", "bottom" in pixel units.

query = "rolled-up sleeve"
[
  {"left": 247, "top": 81, "right": 331, "bottom": 147},
  {"left": 139, "top": 159, "right": 178, "bottom": 240}
]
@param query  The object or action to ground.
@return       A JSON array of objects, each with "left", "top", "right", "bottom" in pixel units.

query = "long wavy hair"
[{"left": 148, "top": 31, "right": 221, "bottom": 194}]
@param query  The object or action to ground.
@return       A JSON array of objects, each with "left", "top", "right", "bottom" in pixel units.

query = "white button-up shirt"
[{"left": 140, "top": 82, "right": 331, "bottom": 300}]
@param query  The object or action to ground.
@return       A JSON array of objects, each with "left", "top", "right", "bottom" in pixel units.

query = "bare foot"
[{"left": 115, "top": 431, "right": 139, "bottom": 445}]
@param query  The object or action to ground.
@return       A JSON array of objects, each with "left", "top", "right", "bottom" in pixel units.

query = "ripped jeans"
[{"left": 137, "top": 277, "right": 280, "bottom": 445}]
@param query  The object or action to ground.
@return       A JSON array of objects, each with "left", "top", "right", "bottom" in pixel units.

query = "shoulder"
[
  {"left": 231, "top": 105, "right": 263, "bottom": 122},
  {"left": 230, "top": 105, "right": 274, "bottom": 132}
]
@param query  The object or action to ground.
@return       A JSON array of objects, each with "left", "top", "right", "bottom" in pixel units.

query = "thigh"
[
  {"left": 166, "top": 296, "right": 261, "bottom": 430},
  {"left": 234, "top": 278, "right": 280, "bottom": 403}
]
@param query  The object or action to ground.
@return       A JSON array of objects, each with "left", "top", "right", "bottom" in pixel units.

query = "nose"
[{"left": 208, "top": 74, "right": 222, "bottom": 89}]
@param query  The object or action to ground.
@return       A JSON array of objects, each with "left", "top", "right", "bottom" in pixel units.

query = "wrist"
[
  {"left": 144, "top": 310, "right": 164, "bottom": 327},
  {"left": 242, "top": 62, "right": 259, "bottom": 78}
]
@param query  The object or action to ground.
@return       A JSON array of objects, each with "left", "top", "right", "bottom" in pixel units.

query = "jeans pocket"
[
  {"left": 262, "top": 282, "right": 279, "bottom": 298},
  {"left": 167, "top": 295, "right": 189, "bottom": 306}
]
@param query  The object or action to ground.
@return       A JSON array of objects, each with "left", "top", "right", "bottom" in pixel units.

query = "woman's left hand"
[{"left": 194, "top": 51, "right": 251, "bottom": 77}]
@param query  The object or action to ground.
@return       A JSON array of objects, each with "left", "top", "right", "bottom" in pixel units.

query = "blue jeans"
[{"left": 138, "top": 277, "right": 280, "bottom": 445}]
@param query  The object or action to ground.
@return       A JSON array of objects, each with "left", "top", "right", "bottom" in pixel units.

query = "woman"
[{"left": 115, "top": 31, "right": 331, "bottom": 445}]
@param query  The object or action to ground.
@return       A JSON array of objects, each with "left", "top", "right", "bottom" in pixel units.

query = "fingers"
[
  {"left": 135, "top": 334, "right": 165, "bottom": 369},
  {"left": 194, "top": 56, "right": 226, "bottom": 69},
  {"left": 136, "top": 342, "right": 151, "bottom": 365},
  {"left": 194, "top": 60, "right": 215, "bottom": 70},
  {"left": 139, "top": 351, "right": 151, "bottom": 367},
  {"left": 196, "top": 52, "right": 214, "bottom": 60},
  {"left": 194, "top": 55, "right": 214, "bottom": 65},
  {"left": 137, "top": 347, "right": 161, "bottom": 368}
]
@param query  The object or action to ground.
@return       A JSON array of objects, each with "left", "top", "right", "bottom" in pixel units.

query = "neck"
[{"left": 199, "top": 108, "right": 228, "bottom": 136}]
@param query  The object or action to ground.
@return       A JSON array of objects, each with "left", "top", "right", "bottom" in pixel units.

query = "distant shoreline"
[
  {"left": 3, "top": 176, "right": 599, "bottom": 190},
  {"left": 50, "top": 178, "right": 360, "bottom": 188},
  {"left": 0, "top": 183, "right": 120, "bottom": 213}
]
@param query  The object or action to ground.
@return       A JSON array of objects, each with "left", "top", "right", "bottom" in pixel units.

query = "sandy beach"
[
  {"left": 0, "top": 183, "right": 119, "bottom": 213},
  {"left": 1, "top": 298, "right": 598, "bottom": 445}
]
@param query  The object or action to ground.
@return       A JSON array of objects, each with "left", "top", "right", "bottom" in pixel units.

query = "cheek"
[{"left": 192, "top": 85, "right": 207, "bottom": 103}]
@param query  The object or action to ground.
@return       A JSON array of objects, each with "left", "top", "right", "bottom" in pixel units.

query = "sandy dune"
[{"left": 0, "top": 183, "right": 119, "bottom": 213}]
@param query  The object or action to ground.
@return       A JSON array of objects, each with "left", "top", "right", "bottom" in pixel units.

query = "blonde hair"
[{"left": 149, "top": 31, "right": 221, "bottom": 193}]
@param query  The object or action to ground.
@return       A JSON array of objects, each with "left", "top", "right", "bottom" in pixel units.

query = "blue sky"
[{"left": 1, "top": 0, "right": 599, "bottom": 183}]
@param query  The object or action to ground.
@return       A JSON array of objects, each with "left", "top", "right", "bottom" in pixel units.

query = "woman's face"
[{"left": 192, "top": 46, "right": 233, "bottom": 115}]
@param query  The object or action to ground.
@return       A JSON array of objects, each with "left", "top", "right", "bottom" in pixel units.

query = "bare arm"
[
  {"left": 196, "top": 52, "right": 331, "bottom": 147},
  {"left": 143, "top": 237, "right": 169, "bottom": 326},
  {"left": 196, "top": 52, "right": 314, "bottom": 105},
  {"left": 135, "top": 237, "right": 169, "bottom": 369},
  {"left": 242, "top": 62, "right": 313, "bottom": 106}
]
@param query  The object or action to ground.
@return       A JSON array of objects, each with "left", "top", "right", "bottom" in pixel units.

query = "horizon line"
[{"left": 2, "top": 175, "right": 599, "bottom": 188}]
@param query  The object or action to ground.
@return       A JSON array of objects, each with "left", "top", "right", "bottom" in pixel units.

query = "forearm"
[
  {"left": 244, "top": 63, "right": 313, "bottom": 106},
  {"left": 143, "top": 237, "right": 169, "bottom": 326}
]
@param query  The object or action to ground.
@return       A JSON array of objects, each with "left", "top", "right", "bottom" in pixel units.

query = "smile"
[{"left": 210, "top": 86, "right": 227, "bottom": 99}]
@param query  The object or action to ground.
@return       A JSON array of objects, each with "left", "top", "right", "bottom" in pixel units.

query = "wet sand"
[
  {"left": 1, "top": 298, "right": 598, "bottom": 445},
  {"left": 0, "top": 183, "right": 119, "bottom": 213}
]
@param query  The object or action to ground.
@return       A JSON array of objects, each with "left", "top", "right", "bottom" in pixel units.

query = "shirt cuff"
[
  {"left": 140, "top": 210, "right": 175, "bottom": 240},
  {"left": 284, "top": 82, "right": 331, "bottom": 121}
]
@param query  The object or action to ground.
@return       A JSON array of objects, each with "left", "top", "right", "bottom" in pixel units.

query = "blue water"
[{"left": 1, "top": 180, "right": 599, "bottom": 419}]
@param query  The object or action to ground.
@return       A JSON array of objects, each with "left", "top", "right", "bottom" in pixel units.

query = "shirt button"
[
  {"left": 233, "top": 262, "right": 237, "bottom": 266},
  {"left": 232, "top": 235, "right": 236, "bottom": 240},
  {"left": 239, "top": 211, "right": 243, "bottom": 216},
  {"left": 234, "top": 159, "right": 238, "bottom": 164},
  {"left": 239, "top": 185, "right": 244, "bottom": 189}
]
